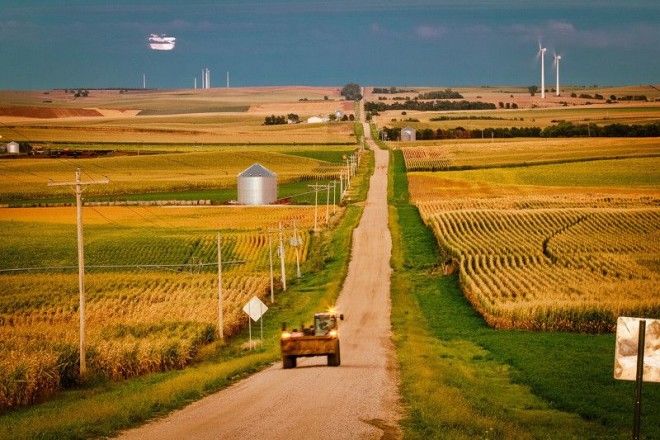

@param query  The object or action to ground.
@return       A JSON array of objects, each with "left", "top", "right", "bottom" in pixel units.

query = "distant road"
[{"left": 117, "top": 105, "right": 401, "bottom": 439}]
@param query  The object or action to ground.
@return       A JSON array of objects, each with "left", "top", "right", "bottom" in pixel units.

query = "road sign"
[
  {"left": 614, "top": 317, "right": 659, "bottom": 382},
  {"left": 243, "top": 296, "right": 268, "bottom": 322}
]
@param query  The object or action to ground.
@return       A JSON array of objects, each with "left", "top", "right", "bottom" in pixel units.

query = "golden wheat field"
[
  {"left": 407, "top": 151, "right": 660, "bottom": 332},
  {"left": 401, "top": 137, "right": 660, "bottom": 171},
  {"left": 0, "top": 202, "right": 343, "bottom": 410}
]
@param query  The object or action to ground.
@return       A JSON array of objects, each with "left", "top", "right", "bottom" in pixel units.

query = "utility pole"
[
  {"left": 278, "top": 222, "right": 286, "bottom": 291},
  {"left": 216, "top": 233, "right": 224, "bottom": 341},
  {"left": 325, "top": 183, "right": 330, "bottom": 225},
  {"left": 268, "top": 230, "right": 274, "bottom": 303},
  {"left": 332, "top": 180, "right": 337, "bottom": 214},
  {"left": 48, "top": 169, "right": 108, "bottom": 378},
  {"left": 292, "top": 220, "right": 301, "bottom": 278},
  {"left": 339, "top": 172, "right": 344, "bottom": 200},
  {"left": 308, "top": 183, "right": 329, "bottom": 232}
]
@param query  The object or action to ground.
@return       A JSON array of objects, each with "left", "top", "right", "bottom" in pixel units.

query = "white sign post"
[
  {"left": 243, "top": 296, "right": 268, "bottom": 349},
  {"left": 614, "top": 317, "right": 660, "bottom": 440}
]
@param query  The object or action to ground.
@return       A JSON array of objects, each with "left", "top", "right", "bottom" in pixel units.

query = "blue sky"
[{"left": 1, "top": 0, "right": 658, "bottom": 89}]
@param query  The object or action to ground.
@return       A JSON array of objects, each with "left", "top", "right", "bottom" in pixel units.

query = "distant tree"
[
  {"left": 348, "top": 114, "right": 355, "bottom": 121},
  {"left": 505, "top": 103, "right": 511, "bottom": 109},
  {"left": 571, "top": 92, "right": 578, "bottom": 98},
  {"left": 328, "top": 113, "right": 337, "bottom": 121},
  {"left": 323, "top": 95, "right": 329, "bottom": 100},
  {"left": 498, "top": 102, "right": 504, "bottom": 108},
  {"left": 286, "top": 113, "right": 300, "bottom": 123},
  {"left": 340, "top": 83, "right": 362, "bottom": 101},
  {"left": 528, "top": 85, "right": 538, "bottom": 96}
]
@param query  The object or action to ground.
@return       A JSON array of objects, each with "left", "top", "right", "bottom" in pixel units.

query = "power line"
[{"left": 0, "top": 261, "right": 245, "bottom": 274}]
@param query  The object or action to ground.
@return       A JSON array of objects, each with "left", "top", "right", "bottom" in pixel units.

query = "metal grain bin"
[
  {"left": 401, "top": 127, "right": 416, "bottom": 141},
  {"left": 6, "top": 141, "right": 19, "bottom": 154},
  {"left": 237, "top": 163, "right": 277, "bottom": 205}
]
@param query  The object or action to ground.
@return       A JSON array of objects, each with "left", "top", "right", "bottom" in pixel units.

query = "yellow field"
[
  {"left": 406, "top": 146, "right": 660, "bottom": 332},
  {"left": 1, "top": 205, "right": 325, "bottom": 228},
  {"left": 0, "top": 202, "right": 345, "bottom": 410},
  {"left": 0, "top": 149, "right": 343, "bottom": 202},
  {"left": 374, "top": 105, "right": 660, "bottom": 130},
  {"left": 0, "top": 87, "right": 356, "bottom": 144},
  {"left": 400, "top": 137, "right": 660, "bottom": 170}
]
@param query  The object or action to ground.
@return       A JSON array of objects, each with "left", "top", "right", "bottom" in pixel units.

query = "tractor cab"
[{"left": 314, "top": 313, "right": 340, "bottom": 336}]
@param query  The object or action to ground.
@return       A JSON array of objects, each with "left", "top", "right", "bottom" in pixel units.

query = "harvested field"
[{"left": 0, "top": 106, "right": 102, "bottom": 119}]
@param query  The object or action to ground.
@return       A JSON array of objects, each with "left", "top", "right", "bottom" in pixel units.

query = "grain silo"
[
  {"left": 401, "top": 127, "right": 416, "bottom": 141},
  {"left": 237, "top": 163, "right": 277, "bottom": 205},
  {"left": 6, "top": 141, "right": 19, "bottom": 155}
]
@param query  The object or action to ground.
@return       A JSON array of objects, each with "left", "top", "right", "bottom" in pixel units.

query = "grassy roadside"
[
  {"left": 0, "top": 153, "right": 375, "bottom": 440},
  {"left": 388, "top": 148, "right": 660, "bottom": 439}
]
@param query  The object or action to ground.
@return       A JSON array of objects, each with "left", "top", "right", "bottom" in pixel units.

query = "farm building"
[
  {"left": 401, "top": 127, "right": 416, "bottom": 141},
  {"left": 5, "top": 141, "right": 20, "bottom": 154},
  {"left": 237, "top": 163, "right": 277, "bottom": 205},
  {"left": 307, "top": 115, "right": 328, "bottom": 124}
]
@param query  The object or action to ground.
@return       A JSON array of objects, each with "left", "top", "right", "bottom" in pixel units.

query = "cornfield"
[
  {"left": 401, "top": 138, "right": 660, "bottom": 171},
  {"left": 416, "top": 195, "right": 660, "bottom": 332},
  {"left": 0, "top": 207, "right": 337, "bottom": 410}
]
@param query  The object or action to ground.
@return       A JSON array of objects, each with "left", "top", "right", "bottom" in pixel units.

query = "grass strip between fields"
[
  {"left": 0, "top": 152, "right": 375, "bottom": 440},
  {"left": 388, "top": 149, "right": 659, "bottom": 439}
]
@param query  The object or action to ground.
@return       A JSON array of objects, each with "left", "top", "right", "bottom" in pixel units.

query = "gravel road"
[{"left": 117, "top": 121, "right": 400, "bottom": 440}]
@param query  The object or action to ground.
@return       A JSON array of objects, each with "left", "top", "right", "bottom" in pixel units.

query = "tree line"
[
  {"left": 366, "top": 100, "right": 496, "bottom": 112},
  {"left": 263, "top": 114, "right": 300, "bottom": 125},
  {"left": 381, "top": 121, "right": 660, "bottom": 140}
]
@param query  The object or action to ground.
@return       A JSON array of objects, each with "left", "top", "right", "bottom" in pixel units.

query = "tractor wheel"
[
  {"left": 282, "top": 355, "right": 297, "bottom": 369},
  {"left": 327, "top": 344, "right": 341, "bottom": 366}
]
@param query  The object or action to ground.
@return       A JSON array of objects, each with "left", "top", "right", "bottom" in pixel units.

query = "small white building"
[
  {"left": 307, "top": 115, "right": 328, "bottom": 124},
  {"left": 334, "top": 109, "right": 345, "bottom": 120},
  {"left": 401, "top": 127, "right": 416, "bottom": 141},
  {"left": 6, "top": 141, "right": 20, "bottom": 154}
]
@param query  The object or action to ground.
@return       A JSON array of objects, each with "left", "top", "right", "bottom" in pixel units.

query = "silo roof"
[{"left": 238, "top": 163, "right": 277, "bottom": 178}]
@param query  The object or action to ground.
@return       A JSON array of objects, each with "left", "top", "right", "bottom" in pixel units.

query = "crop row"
[
  {"left": 0, "top": 228, "right": 310, "bottom": 410},
  {"left": 420, "top": 201, "right": 660, "bottom": 332},
  {"left": 401, "top": 146, "right": 453, "bottom": 170}
]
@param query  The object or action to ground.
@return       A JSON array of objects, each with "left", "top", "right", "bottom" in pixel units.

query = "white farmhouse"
[{"left": 307, "top": 115, "right": 329, "bottom": 124}]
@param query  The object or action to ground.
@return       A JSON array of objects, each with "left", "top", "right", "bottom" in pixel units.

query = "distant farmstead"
[
  {"left": 401, "top": 127, "right": 416, "bottom": 141},
  {"left": 6, "top": 141, "right": 19, "bottom": 154},
  {"left": 237, "top": 163, "right": 277, "bottom": 205},
  {"left": 307, "top": 115, "right": 328, "bottom": 124}
]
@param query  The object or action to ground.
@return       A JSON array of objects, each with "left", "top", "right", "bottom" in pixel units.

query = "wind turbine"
[
  {"left": 553, "top": 52, "right": 562, "bottom": 97},
  {"left": 537, "top": 42, "right": 547, "bottom": 99}
]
